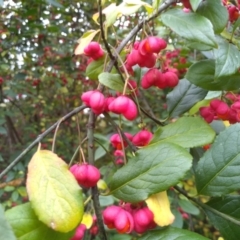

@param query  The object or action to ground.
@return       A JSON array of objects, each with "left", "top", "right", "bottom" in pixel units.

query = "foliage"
[{"left": 1, "top": 0, "right": 240, "bottom": 240}]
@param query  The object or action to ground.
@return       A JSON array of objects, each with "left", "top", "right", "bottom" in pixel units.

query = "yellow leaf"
[
  {"left": 74, "top": 30, "right": 100, "bottom": 55},
  {"left": 223, "top": 120, "right": 230, "bottom": 127},
  {"left": 81, "top": 213, "right": 93, "bottom": 229},
  {"left": 145, "top": 191, "right": 175, "bottom": 227},
  {"left": 27, "top": 149, "right": 84, "bottom": 232},
  {"left": 97, "top": 179, "right": 108, "bottom": 191}
]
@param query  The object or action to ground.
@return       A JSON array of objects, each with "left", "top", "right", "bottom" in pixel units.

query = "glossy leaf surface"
[
  {"left": 108, "top": 142, "right": 192, "bottom": 202},
  {"left": 151, "top": 117, "right": 215, "bottom": 148},
  {"left": 204, "top": 196, "right": 240, "bottom": 240},
  {"left": 167, "top": 79, "right": 207, "bottom": 117},
  {"left": 161, "top": 8, "right": 217, "bottom": 50},
  {"left": 196, "top": 124, "right": 240, "bottom": 196}
]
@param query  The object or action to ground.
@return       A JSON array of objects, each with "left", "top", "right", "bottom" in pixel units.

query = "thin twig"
[
  {"left": 87, "top": 110, "right": 108, "bottom": 240},
  {"left": 0, "top": 104, "right": 87, "bottom": 179},
  {"left": 104, "top": 112, "right": 138, "bottom": 152}
]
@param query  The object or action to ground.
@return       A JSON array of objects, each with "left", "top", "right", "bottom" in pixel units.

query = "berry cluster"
[
  {"left": 103, "top": 203, "right": 156, "bottom": 234},
  {"left": 81, "top": 91, "right": 138, "bottom": 120},
  {"left": 126, "top": 37, "right": 167, "bottom": 70},
  {"left": 200, "top": 94, "right": 240, "bottom": 124},
  {"left": 125, "top": 36, "right": 179, "bottom": 90},
  {"left": 70, "top": 163, "right": 100, "bottom": 188},
  {"left": 110, "top": 130, "right": 153, "bottom": 165},
  {"left": 110, "top": 130, "right": 153, "bottom": 149},
  {"left": 141, "top": 68, "right": 179, "bottom": 89}
]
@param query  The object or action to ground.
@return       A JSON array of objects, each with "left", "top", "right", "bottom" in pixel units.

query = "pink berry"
[
  {"left": 103, "top": 205, "right": 121, "bottom": 227},
  {"left": 199, "top": 106, "right": 215, "bottom": 123},
  {"left": 108, "top": 96, "right": 138, "bottom": 121},
  {"left": 89, "top": 91, "right": 105, "bottom": 114},
  {"left": 164, "top": 70, "right": 179, "bottom": 88},
  {"left": 138, "top": 37, "right": 167, "bottom": 55},
  {"left": 110, "top": 133, "right": 133, "bottom": 150},
  {"left": 84, "top": 42, "right": 104, "bottom": 60},
  {"left": 132, "top": 130, "right": 153, "bottom": 146},
  {"left": 114, "top": 209, "right": 134, "bottom": 234},
  {"left": 81, "top": 90, "right": 95, "bottom": 106},
  {"left": 70, "top": 163, "right": 100, "bottom": 188},
  {"left": 70, "top": 224, "right": 86, "bottom": 240},
  {"left": 141, "top": 68, "right": 162, "bottom": 89}
]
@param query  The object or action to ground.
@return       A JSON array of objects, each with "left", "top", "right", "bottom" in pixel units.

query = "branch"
[
  {"left": 0, "top": 104, "right": 87, "bottom": 179},
  {"left": 174, "top": 186, "right": 240, "bottom": 226},
  {"left": 105, "top": 0, "right": 177, "bottom": 73},
  {"left": 98, "top": 0, "right": 123, "bottom": 78},
  {"left": 87, "top": 111, "right": 108, "bottom": 240},
  {"left": 104, "top": 112, "right": 138, "bottom": 152}
]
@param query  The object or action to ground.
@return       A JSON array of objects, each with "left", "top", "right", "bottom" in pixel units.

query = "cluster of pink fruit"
[
  {"left": 70, "top": 163, "right": 100, "bottom": 188},
  {"left": 200, "top": 94, "right": 240, "bottom": 124},
  {"left": 81, "top": 90, "right": 138, "bottom": 120},
  {"left": 110, "top": 130, "right": 153, "bottom": 164},
  {"left": 125, "top": 37, "right": 179, "bottom": 89},
  {"left": 103, "top": 203, "right": 156, "bottom": 234}
]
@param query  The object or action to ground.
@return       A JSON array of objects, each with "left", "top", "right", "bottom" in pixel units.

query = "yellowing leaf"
[
  {"left": 223, "top": 121, "right": 230, "bottom": 127},
  {"left": 145, "top": 191, "right": 175, "bottom": 227},
  {"left": 26, "top": 149, "right": 84, "bottom": 232},
  {"left": 97, "top": 179, "right": 108, "bottom": 190},
  {"left": 81, "top": 213, "right": 93, "bottom": 229},
  {"left": 74, "top": 30, "right": 100, "bottom": 55}
]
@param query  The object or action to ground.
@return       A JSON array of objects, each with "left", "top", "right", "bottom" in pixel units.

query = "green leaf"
[
  {"left": 108, "top": 142, "right": 192, "bottom": 203},
  {"left": 151, "top": 117, "right": 215, "bottom": 148},
  {"left": 86, "top": 58, "right": 105, "bottom": 80},
  {"left": 190, "top": 0, "right": 202, "bottom": 11},
  {"left": 161, "top": 8, "right": 217, "bottom": 50},
  {"left": 197, "top": 0, "right": 228, "bottom": 33},
  {"left": 195, "top": 124, "right": 240, "bottom": 196},
  {"left": 26, "top": 150, "right": 83, "bottom": 232},
  {"left": 166, "top": 79, "right": 207, "bottom": 117},
  {"left": 232, "top": 17, "right": 240, "bottom": 33},
  {"left": 204, "top": 196, "right": 240, "bottom": 240},
  {"left": 98, "top": 73, "right": 124, "bottom": 92},
  {"left": 185, "top": 59, "right": 240, "bottom": 90},
  {"left": 5, "top": 203, "right": 74, "bottom": 240},
  {"left": 139, "top": 227, "right": 210, "bottom": 240},
  {"left": 214, "top": 37, "right": 240, "bottom": 78},
  {"left": 179, "top": 199, "right": 200, "bottom": 215},
  {"left": 0, "top": 204, "right": 16, "bottom": 240}
]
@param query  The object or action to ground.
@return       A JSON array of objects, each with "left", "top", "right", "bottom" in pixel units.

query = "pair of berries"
[
  {"left": 141, "top": 68, "right": 179, "bottom": 89},
  {"left": 110, "top": 130, "right": 153, "bottom": 150},
  {"left": 126, "top": 37, "right": 167, "bottom": 70},
  {"left": 81, "top": 91, "right": 138, "bottom": 120},
  {"left": 103, "top": 204, "right": 156, "bottom": 234},
  {"left": 70, "top": 163, "right": 100, "bottom": 188}
]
